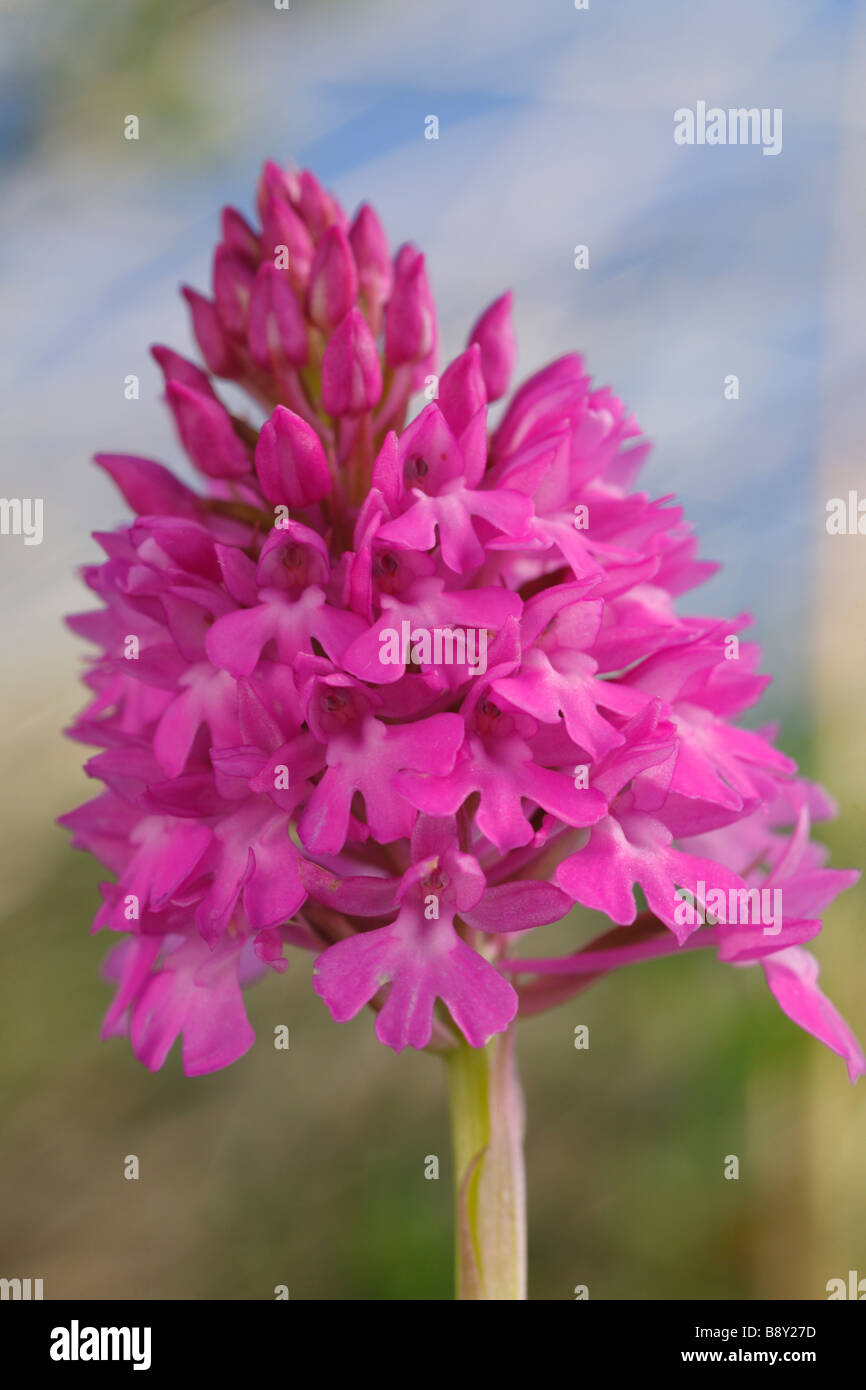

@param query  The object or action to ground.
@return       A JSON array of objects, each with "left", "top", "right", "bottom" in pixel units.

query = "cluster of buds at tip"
[{"left": 169, "top": 164, "right": 444, "bottom": 496}]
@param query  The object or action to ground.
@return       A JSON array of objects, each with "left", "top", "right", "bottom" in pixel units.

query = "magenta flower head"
[{"left": 63, "top": 161, "right": 862, "bottom": 1299}]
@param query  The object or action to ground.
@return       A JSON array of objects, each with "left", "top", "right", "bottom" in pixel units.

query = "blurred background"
[{"left": 0, "top": 0, "right": 864, "bottom": 1299}]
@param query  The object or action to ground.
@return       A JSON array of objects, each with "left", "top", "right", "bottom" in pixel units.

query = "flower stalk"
[{"left": 446, "top": 1023, "right": 527, "bottom": 1300}]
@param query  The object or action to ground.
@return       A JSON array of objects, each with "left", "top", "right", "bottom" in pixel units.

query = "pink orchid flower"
[{"left": 62, "top": 161, "right": 862, "bottom": 1300}]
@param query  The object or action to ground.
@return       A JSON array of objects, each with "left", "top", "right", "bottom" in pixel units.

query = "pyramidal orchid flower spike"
[{"left": 62, "top": 161, "right": 863, "bottom": 1301}]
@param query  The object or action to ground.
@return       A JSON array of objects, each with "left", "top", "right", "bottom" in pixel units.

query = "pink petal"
[{"left": 762, "top": 947, "right": 865, "bottom": 1083}]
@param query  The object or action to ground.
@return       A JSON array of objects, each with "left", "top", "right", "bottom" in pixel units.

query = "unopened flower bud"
[
  {"left": 307, "top": 226, "right": 359, "bottom": 332},
  {"left": 166, "top": 382, "right": 250, "bottom": 478},
  {"left": 254, "top": 405, "right": 332, "bottom": 506},
  {"left": 468, "top": 291, "right": 516, "bottom": 402},
  {"left": 321, "top": 308, "right": 382, "bottom": 416}
]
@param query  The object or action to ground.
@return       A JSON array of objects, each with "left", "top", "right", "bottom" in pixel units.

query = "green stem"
[{"left": 446, "top": 1023, "right": 527, "bottom": 1300}]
